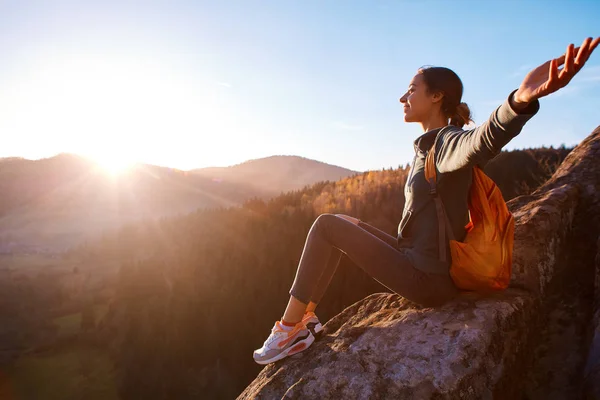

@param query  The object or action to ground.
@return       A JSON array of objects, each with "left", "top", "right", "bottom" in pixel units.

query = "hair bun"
[{"left": 450, "top": 102, "right": 473, "bottom": 128}]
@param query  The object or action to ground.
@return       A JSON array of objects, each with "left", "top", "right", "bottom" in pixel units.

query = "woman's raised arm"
[{"left": 435, "top": 36, "right": 599, "bottom": 173}]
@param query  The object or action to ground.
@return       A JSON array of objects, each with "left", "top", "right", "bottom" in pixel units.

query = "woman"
[{"left": 253, "top": 37, "right": 599, "bottom": 365}]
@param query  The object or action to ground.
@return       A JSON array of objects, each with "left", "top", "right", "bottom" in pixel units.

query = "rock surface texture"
[
  {"left": 239, "top": 126, "right": 600, "bottom": 400},
  {"left": 583, "top": 237, "right": 600, "bottom": 399}
]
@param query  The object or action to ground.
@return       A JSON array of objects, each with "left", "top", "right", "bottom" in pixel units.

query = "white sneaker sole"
[
  {"left": 254, "top": 332, "right": 315, "bottom": 365},
  {"left": 313, "top": 322, "right": 323, "bottom": 334},
  {"left": 306, "top": 321, "right": 323, "bottom": 335}
]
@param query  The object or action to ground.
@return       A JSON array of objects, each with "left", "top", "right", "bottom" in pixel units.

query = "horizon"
[
  {"left": 0, "top": 140, "right": 575, "bottom": 174},
  {"left": 1, "top": 1, "right": 599, "bottom": 172}
]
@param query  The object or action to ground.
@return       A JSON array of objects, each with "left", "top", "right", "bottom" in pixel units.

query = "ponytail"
[{"left": 449, "top": 102, "right": 473, "bottom": 128}]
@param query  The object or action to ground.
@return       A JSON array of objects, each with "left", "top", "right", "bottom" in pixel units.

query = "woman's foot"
[
  {"left": 302, "top": 311, "right": 323, "bottom": 339},
  {"left": 253, "top": 321, "right": 315, "bottom": 365}
]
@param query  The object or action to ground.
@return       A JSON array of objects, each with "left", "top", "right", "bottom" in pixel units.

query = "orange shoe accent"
[
  {"left": 289, "top": 342, "right": 306, "bottom": 354},
  {"left": 280, "top": 319, "right": 297, "bottom": 327},
  {"left": 303, "top": 311, "right": 316, "bottom": 318},
  {"left": 277, "top": 323, "right": 305, "bottom": 348}
]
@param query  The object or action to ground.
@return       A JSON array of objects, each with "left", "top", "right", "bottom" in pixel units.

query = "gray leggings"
[{"left": 289, "top": 213, "right": 458, "bottom": 307}]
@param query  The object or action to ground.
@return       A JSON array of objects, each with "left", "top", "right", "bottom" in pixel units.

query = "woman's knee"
[{"left": 313, "top": 213, "right": 338, "bottom": 228}]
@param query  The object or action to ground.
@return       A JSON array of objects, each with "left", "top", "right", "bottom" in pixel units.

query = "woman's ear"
[{"left": 431, "top": 91, "right": 444, "bottom": 104}]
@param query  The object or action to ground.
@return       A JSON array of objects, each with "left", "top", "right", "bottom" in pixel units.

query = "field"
[
  {"left": 5, "top": 343, "right": 118, "bottom": 400},
  {"left": 2, "top": 305, "right": 115, "bottom": 399}
]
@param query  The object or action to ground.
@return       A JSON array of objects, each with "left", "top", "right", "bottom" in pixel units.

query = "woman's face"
[{"left": 399, "top": 73, "right": 438, "bottom": 123}]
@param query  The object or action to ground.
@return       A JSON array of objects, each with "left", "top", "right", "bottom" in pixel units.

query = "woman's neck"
[{"left": 420, "top": 113, "right": 448, "bottom": 133}]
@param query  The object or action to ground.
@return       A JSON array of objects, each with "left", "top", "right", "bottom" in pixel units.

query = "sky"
[{"left": 1, "top": 0, "right": 599, "bottom": 172}]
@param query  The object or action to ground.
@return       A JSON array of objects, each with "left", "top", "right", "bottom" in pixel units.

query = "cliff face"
[
  {"left": 583, "top": 237, "right": 600, "bottom": 398},
  {"left": 239, "top": 126, "right": 600, "bottom": 400}
]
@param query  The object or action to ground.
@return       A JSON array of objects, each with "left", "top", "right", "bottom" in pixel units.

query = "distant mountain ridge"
[
  {"left": 0, "top": 154, "right": 358, "bottom": 251},
  {"left": 192, "top": 155, "right": 359, "bottom": 195}
]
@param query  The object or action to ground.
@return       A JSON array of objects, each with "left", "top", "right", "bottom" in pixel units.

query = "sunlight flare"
[
  {"left": 0, "top": 54, "right": 241, "bottom": 170},
  {"left": 88, "top": 153, "right": 136, "bottom": 175}
]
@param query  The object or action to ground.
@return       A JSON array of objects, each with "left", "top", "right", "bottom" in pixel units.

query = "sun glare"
[
  {"left": 0, "top": 54, "right": 243, "bottom": 171},
  {"left": 88, "top": 154, "right": 135, "bottom": 175}
]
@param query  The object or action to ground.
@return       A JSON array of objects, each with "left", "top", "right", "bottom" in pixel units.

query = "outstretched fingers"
[
  {"left": 548, "top": 58, "right": 559, "bottom": 85},
  {"left": 556, "top": 37, "right": 600, "bottom": 84},
  {"left": 551, "top": 44, "right": 582, "bottom": 70},
  {"left": 558, "top": 39, "right": 587, "bottom": 81},
  {"left": 572, "top": 37, "right": 600, "bottom": 70},
  {"left": 574, "top": 37, "right": 592, "bottom": 68},
  {"left": 585, "top": 37, "right": 600, "bottom": 62},
  {"left": 559, "top": 43, "right": 575, "bottom": 81}
]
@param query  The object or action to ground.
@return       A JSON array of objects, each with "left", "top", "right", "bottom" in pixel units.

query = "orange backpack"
[{"left": 424, "top": 144, "right": 514, "bottom": 292}]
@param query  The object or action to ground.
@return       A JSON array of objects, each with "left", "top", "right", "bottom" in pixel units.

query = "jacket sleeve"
[{"left": 435, "top": 89, "right": 540, "bottom": 173}]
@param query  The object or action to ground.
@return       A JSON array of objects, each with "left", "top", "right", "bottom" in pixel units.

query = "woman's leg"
[
  {"left": 306, "top": 219, "right": 399, "bottom": 308},
  {"left": 357, "top": 220, "right": 399, "bottom": 248},
  {"left": 297, "top": 248, "right": 342, "bottom": 314},
  {"left": 281, "top": 295, "right": 308, "bottom": 324},
  {"left": 284, "top": 217, "right": 393, "bottom": 321},
  {"left": 287, "top": 213, "right": 456, "bottom": 321}
]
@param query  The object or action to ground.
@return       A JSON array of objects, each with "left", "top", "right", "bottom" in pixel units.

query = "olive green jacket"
[{"left": 397, "top": 90, "right": 540, "bottom": 275}]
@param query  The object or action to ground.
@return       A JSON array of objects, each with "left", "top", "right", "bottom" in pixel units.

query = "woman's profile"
[{"left": 253, "top": 36, "right": 599, "bottom": 365}]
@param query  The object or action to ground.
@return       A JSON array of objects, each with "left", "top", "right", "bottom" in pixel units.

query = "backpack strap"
[{"left": 424, "top": 134, "right": 455, "bottom": 262}]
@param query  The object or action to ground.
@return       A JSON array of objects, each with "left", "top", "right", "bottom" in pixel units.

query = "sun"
[
  {"left": 99, "top": 157, "right": 135, "bottom": 175},
  {"left": 2, "top": 54, "right": 237, "bottom": 172},
  {"left": 88, "top": 153, "right": 136, "bottom": 175}
]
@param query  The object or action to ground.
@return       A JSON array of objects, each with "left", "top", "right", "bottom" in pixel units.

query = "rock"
[
  {"left": 519, "top": 208, "right": 596, "bottom": 398},
  {"left": 239, "top": 291, "right": 537, "bottom": 399},
  {"left": 510, "top": 125, "right": 600, "bottom": 294},
  {"left": 239, "top": 126, "right": 600, "bottom": 399},
  {"left": 508, "top": 184, "right": 578, "bottom": 294},
  {"left": 583, "top": 237, "right": 600, "bottom": 399},
  {"left": 542, "top": 125, "right": 600, "bottom": 232}
]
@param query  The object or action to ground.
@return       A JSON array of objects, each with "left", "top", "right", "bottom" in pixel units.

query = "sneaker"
[
  {"left": 253, "top": 321, "right": 315, "bottom": 365},
  {"left": 302, "top": 311, "right": 323, "bottom": 338}
]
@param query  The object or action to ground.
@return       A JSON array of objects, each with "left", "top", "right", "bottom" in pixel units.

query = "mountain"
[
  {"left": 0, "top": 155, "right": 253, "bottom": 251},
  {"left": 0, "top": 154, "right": 356, "bottom": 251},
  {"left": 192, "top": 155, "right": 359, "bottom": 196}
]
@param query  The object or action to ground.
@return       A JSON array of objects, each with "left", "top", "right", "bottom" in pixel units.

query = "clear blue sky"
[{"left": 1, "top": 0, "right": 599, "bottom": 172}]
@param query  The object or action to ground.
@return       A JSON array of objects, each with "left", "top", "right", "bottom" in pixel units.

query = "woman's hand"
[
  {"left": 512, "top": 37, "right": 600, "bottom": 109},
  {"left": 335, "top": 214, "right": 360, "bottom": 225}
]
